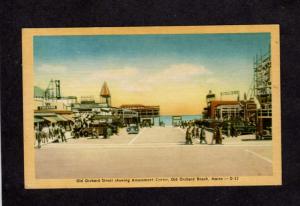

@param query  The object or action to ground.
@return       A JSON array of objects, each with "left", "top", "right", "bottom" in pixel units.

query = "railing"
[{"left": 257, "top": 109, "right": 272, "bottom": 117}]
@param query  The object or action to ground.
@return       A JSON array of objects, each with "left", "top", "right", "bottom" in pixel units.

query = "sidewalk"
[{"left": 34, "top": 131, "right": 73, "bottom": 148}]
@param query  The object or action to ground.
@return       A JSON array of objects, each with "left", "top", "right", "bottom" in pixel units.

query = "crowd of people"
[
  {"left": 184, "top": 124, "right": 223, "bottom": 145},
  {"left": 35, "top": 123, "right": 67, "bottom": 148},
  {"left": 34, "top": 114, "right": 244, "bottom": 148},
  {"left": 72, "top": 120, "right": 116, "bottom": 139}
]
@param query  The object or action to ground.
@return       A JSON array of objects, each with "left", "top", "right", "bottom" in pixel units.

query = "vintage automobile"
[
  {"left": 222, "top": 120, "right": 256, "bottom": 136},
  {"left": 127, "top": 124, "right": 139, "bottom": 134},
  {"left": 81, "top": 122, "right": 106, "bottom": 137},
  {"left": 256, "top": 126, "right": 272, "bottom": 140}
]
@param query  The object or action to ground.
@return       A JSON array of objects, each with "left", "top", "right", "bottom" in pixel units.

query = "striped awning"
[
  {"left": 42, "top": 116, "right": 57, "bottom": 123},
  {"left": 60, "top": 114, "right": 75, "bottom": 122},
  {"left": 34, "top": 117, "right": 45, "bottom": 123},
  {"left": 56, "top": 114, "right": 68, "bottom": 122}
]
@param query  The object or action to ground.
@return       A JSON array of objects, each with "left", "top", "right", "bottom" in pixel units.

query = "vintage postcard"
[{"left": 23, "top": 25, "right": 281, "bottom": 188}]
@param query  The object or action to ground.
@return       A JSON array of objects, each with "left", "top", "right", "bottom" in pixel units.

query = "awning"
[
  {"left": 60, "top": 114, "right": 75, "bottom": 122},
  {"left": 56, "top": 114, "right": 68, "bottom": 122},
  {"left": 42, "top": 116, "right": 57, "bottom": 123},
  {"left": 34, "top": 113, "right": 56, "bottom": 117},
  {"left": 34, "top": 117, "right": 44, "bottom": 123}
]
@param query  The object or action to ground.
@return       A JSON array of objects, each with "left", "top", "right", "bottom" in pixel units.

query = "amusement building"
[{"left": 33, "top": 81, "right": 160, "bottom": 130}]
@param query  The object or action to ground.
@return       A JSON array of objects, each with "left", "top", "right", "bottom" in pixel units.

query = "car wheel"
[{"left": 84, "top": 131, "right": 89, "bottom": 137}]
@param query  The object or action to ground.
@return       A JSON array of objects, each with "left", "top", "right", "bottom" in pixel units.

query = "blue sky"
[{"left": 33, "top": 33, "right": 270, "bottom": 114}]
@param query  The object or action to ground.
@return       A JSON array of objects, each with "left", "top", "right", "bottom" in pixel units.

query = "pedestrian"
[
  {"left": 107, "top": 126, "right": 112, "bottom": 138},
  {"left": 185, "top": 126, "right": 193, "bottom": 145},
  {"left": 215, "top": 126, "right": 223, "bottom": 144},
  {"left": 60, "top": 125, "right": 67, "bottom": 142},
  {"left": 91, "top": 127, "right": 97, "bottom": 139},
  {"left": 56, "top": 124, "right": 62, "bottom": 142},
  {"left": 227, "top": 122, "right": 231, "bottom": 137},
  {"left": 74, "top": 121, "right": 81, "bottom": 139},
  {"left": 195, "top": 126, "right": 200, "bottom": 140},
  {"left": 103, "top": 125, "right": 108, "bottom": 139},
  {"left": 191, "top": 126, "right": 196, "bottom": 139},
  {"left": 231, "top": 124, "right": 238, "bottom": 137},
  {"left": 211, "top": 127, "right": 216, "bottom": 145},
  {"left": 115, "top": 125, "right": 119, "bottom": 135},
  {"left": 199, "top": 125, "right": 207, "bottom": 144},
  {"left": 49, "top": 124, "right": 54, "bottom": 140},
  {"left": 53, "top": 123, "right": 59, "bottom": 140},
  {"left": 41, "top": 124, "right": 50, "bottom": 143},
  {"left": 35, "top": 126, "right": 42, "bottom": 148}
]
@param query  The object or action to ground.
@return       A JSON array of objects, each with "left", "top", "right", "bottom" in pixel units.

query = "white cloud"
[
  {"left": 88, "top": 66, "right": 139, "bottom": 81},
  {"left": 156, "top": 63, "right": 211, "bottom": 82},
  {"left": 35, "top": 63, "right": 212, "bottom": 94},
  {"left": 35, "top": 64, "right": 68, "bottom": 74}
]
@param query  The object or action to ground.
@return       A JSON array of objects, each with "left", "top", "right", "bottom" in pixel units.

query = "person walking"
[
  {"left": 53, "top": 124, "right": 59, "bottom": 140},
  {"left": 227, "top": 122, "right": 231, "bottom": 137},
  {"left": 195, "top": 126, "right": 200, "bottom": 140},
  {"left": 115, "top": 125, "right": 119, "bottom": 136},
  {"left": 191, "top": 126, "right": 195, "bottom": 139},
  {"left": 103, "top": 125, "right": 108, "bottom": 139},
  {"left": 215, "top": 126, "right": 223, "bottom": 144},
  {"left": 91, "top": 127, "right": 98, "bottom": 139},
  {"left": 230, "top": 124, "right": 237, "bottom": 137},
  {"left": 35, "top": 126, "right": 42, "bottom": 148},
  {"left": 185, "top": 126, "right": 193, "bottom": 145},
  {"left": 199, "top": 125, "right": 207, "bottom": 144},
  {"left": 107, "top": 126, "right": 112, "bottom": 139},
  {"left": 60, "top": 125, "right": 67, "bottom": 142},
  {"left": 73, "top": 121, "right": 80, "bottom": 139},
  {"left": 41, "top": 124, "right": 50, "bottom": 143},
  {"left": 49, "top": 124, "right": 54, "bottom": 140},
  {"left": 211, "top": 127, "right": 216, "bottom": 145}
]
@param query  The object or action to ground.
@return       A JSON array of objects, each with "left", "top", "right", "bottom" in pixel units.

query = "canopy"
[
  {"left": 42, "top": 116, "right": 57, "bottom": 123},
  {"left": 56, "top": 114, "right": 68, "bottom": 122},
  {"left": 34, "top": 117, "right": 44, "bottom": 123},
  {"left": 60, "top": 114, "right": 75, "bottom": 122}
]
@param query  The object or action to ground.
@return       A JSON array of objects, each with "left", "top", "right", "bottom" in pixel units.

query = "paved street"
[{"left": 35, "top": 126, "right": 273, "bottom": 179}]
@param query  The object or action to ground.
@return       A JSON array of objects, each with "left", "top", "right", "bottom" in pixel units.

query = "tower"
[
  {"left": 45, "top": 79, "right": 61, "bottom": 99},
  {"left": 100, "top": 81, "right": 111, "bottom": 107},
  {"left": 206, "top": 90, "right": 215, "bottom": 107}
]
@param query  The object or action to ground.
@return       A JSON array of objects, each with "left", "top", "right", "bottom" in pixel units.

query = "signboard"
[{"left": 37, "top": 105, "right": 57, "bottom": 110}]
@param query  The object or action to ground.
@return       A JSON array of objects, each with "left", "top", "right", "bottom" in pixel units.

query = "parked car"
[
  {"left": 222, "top": 120, "right": 256, "bottom": 136},
  {"left": 256, "top": 126, "right": 272, "bottom": 140},
  {"left": 127, "top": 124, "right": 139, "bottom": 134},
  {"left": 81, "top": 123, "right": 106, "bottom": 137}
]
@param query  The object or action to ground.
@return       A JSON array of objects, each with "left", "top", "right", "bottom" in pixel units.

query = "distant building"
[
  {"left": 210, "top": 100, "right": 241, "bottom": 120},
  {"left": 202, "top": 90, "right": 257, "bottom": 122},
  {"left": 34, "top": 110, "right": 75, "bottom": 130},
  {"left": 120, "top": 104, "right": 160, "bottom": 125},
  {"left": 70, "top": 82, "right": 113, "bottom": 112},
  {"left": 34, "top": 86, "right": 77, "bottom": 111}
]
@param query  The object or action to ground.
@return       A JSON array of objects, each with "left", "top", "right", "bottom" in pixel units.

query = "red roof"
[{"left": 209, "top": 100, "right": 239, "bottom": 118}]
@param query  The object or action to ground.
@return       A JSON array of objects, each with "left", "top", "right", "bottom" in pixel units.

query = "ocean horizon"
[{"left": 158, "top": 114, "right": 202, "bottom": 126}]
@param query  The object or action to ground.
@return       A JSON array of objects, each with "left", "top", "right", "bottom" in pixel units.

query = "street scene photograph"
[{"left": 26, "top": 27, "right": 279, "bottom": 186}]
